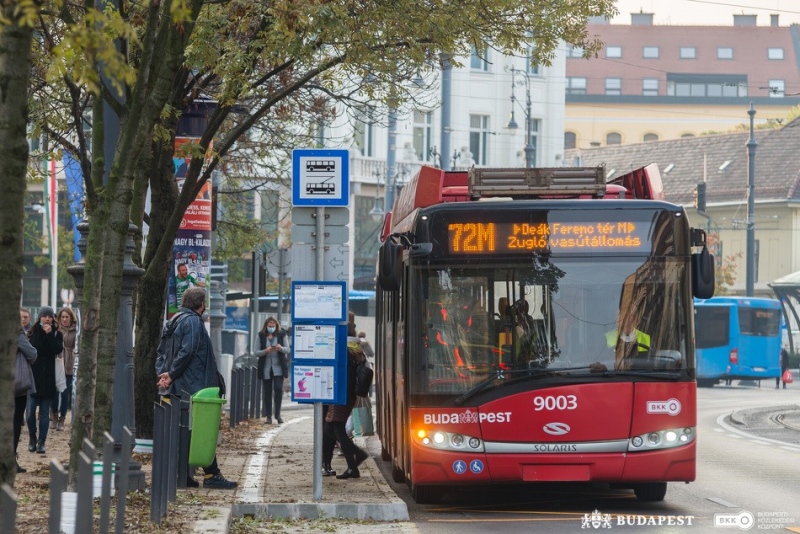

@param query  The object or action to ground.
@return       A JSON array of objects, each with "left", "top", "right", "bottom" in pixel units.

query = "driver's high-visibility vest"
[{"left": 605, "top": 329, "right": 650, "bottom": 352}]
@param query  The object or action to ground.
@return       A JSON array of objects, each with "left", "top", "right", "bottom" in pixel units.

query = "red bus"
[{"left": 374, "top": 165, "right": 715, "bottom": 504}]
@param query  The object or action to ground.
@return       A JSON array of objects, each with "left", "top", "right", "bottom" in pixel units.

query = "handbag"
[
  {"left": 352, "top": 396, "right": 374, "bottom": 437},
  {"left": 783, "top": 369, "right": 794, "bottom": 384},
  {"left": 55, "top": 356, "right": 67, "bottom": 393},
  {"left": 14, "top": 351, "right": 33, "bottom": 397}
]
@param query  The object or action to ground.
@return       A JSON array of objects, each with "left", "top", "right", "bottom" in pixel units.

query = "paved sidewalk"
[{"left": 191, "top": 398, "right": 411, "bottom": 532}]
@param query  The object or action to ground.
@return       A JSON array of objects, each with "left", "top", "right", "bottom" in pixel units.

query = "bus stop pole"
[{"left": 313, "top": 206, "right": 326, "bottom": 501}]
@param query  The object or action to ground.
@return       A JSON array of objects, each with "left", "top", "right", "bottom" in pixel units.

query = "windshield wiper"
[
  {"left": 599, "top": 370, "right": 681, "bottom": 380},
  {"left": 454, "top": 367, "right": 556, "bottom": 406}
]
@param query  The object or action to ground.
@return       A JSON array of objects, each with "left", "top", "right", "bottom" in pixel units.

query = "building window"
[
  {"left": 768, "top": 79, "right": 785, "bottom": 97},
  {"left": 353, "top": 194, "right": 383, "bottom": 290},
  {"left": 667, "top": 77, "right": 746, "bottom": 98},
  {"left": 643, "top": 46, "right": 659, "bottom": 59},
  {"left": 606, "top": 132, "right": 621, "bottom": 145},
  {"left": 606, "top": 46, "right": 622, "bottom": 58},
  {"left": 526, "top": 40, "right": 540, "bottom": 75},
  {"left": 353, "top": 106, "right": 375, "bottom": 157},
  {"left": 469, "top": 115, "right": 490, "bottom": 165},
  {"left": 564, "top": 131, "right": 576, "bottom": 150},
  {"left": 680, "top": 47, "right": 696, "bottom": 59},
  {"left": 566, "top": 77, "right": 587, "bottom": 95},
  {"left": 566, "top": 44, "right": 583, "bottom": 58},
  {"left": 526, "top": 118, "right": 540, "bottom": 166},
  {"left": 642, "top": 78, "right": 659, "bottom": 96},
  {"left": 470, "top": 45, "right": 489, "bottom": 71},
  {"left": 605, "top": 78, "right": 622, "bottom": 95},
  {"left": 768, "top": 47, "right": 784, "bottom": 60},
  {"left": 717, "top": 47, "right": 733, "bottom": 59},
  {"left": 643, "top": 133, "right": 659, "bottom": 142},
  {"left": 413, "top": 110, "right": 433, "bottom": 161}
]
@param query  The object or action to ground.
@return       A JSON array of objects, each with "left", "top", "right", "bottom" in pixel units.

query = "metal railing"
[
  {"left": 229, "top": 365, "right": 261, "bottom": 428},
  {"left": 2, "top": 427, "right": 134, "bottom": 534},
  {"left": 151, "top": 394, "right": 190, "bottom": 524}
]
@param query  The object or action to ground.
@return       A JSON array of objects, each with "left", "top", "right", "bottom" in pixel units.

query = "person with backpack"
[{"left": 322, "top": 320, "right": 369, "bottom": 480}]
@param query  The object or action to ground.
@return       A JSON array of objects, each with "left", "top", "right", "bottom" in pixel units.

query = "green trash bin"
[{"left": 188, "top": 387, "right": 226, "bottom": 467}]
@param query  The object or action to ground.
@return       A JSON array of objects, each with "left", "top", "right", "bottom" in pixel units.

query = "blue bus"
[{"left": 694, "top": 297, "right": 783, "bottom": 387}]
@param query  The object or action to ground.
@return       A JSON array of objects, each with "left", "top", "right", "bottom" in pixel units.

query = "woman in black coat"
[{"left": 26, "top": 306, "right": 64, "bottom": 454}]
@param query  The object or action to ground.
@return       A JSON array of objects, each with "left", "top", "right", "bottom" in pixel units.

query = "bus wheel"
[
  {"left": 633, "top": 482, "right": 667, "bottom": 502},
  {"left": 697, "top": 379, "right": 716, "bottom": 388},
  {"left": 411, "top": 483, "right": 441, "bottom": 504},
  {"left": 391, "top": 461, "right": 405, "bottom": 483}
]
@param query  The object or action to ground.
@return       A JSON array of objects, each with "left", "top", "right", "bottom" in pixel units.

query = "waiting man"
[{"left": 156, "top": 287, "right": 236, "bottom": 489}]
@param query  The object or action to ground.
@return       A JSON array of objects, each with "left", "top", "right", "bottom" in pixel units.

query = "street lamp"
[
  {"left": 370, "top": 168, "right": 384, "bottom": 222},
  {"left": 505, "top": 66, "right": 534, "bottom": 168}
]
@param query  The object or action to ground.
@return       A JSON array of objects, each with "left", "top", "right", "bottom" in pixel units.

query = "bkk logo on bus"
[
  {"left": 422, "top": 410, "right": 512, "bottom": 424},
  {"left": 646, "top": 398, "right": 681, "bottom": 416}
]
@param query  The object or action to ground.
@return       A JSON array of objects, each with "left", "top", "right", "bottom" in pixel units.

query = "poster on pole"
[
  {"left": 291, "top": 281, "right": 347, "bottom": 322},
  {"left": 168, "top": 137, "right": 212, "bottom": 317}
]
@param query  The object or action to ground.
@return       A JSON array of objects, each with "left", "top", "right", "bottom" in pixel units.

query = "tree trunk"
[
  {"left": 133, "top": 134, "right": 179, "bottom": 438},
  {"left": 0, "top": 5, "right": 33, "bottom": 488}
]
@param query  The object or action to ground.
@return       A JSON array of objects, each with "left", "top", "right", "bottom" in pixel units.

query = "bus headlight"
[
  {"left": 628, "top": 427, "right": 695, "bottom": 452},
  {"left": 412, "top": 429, "right": 485, "bottom": 452}
]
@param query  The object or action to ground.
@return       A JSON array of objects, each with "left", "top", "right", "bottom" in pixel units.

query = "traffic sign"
[
  {"left": 291, "top": 224, "right": 349, "bottom": 244},
  {"left": 292, "top": 149, "right": 350, "bottom": 207},
  {"left": 291, "top": 206, "right": 350, "bottom": 226},
  {"left": 291, "top": 243, "right": 350, "bottom": 281}
]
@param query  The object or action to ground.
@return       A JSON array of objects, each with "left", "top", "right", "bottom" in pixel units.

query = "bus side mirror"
[
  {"left": 378, "top": 240, "right": 403, "bottom": 291},
  {"left": 692, "top": 245, "right": 715, "bottom": 299}
]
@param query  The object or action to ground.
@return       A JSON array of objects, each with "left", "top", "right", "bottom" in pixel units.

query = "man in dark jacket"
[{"left": 156, "top": 287, "right": 237, "bottom": 489}]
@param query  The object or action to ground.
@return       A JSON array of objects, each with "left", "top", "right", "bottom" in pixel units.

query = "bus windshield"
[{"left": 411, "top": 257, "right": 688, "bottom": 395}]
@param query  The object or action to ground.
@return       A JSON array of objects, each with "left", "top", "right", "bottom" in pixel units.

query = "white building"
[{"left": 320, "top": 44, "right": 569, "bottom": 288}]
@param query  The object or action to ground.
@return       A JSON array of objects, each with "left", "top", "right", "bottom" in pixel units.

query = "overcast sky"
[{"left": 611, "top": 0, "right": 800, "bottom": 26}]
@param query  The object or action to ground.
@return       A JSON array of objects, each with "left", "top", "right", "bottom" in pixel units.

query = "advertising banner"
[{"left": 168, "top": 137, "right": 212, "bottom": 317}]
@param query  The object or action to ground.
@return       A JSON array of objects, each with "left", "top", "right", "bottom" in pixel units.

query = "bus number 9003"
[{"left": 533, "top": 395, "right": 577, "bottom": 411}]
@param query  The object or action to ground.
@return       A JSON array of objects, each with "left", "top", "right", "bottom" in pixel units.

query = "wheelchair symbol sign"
[
  {"left": 469, "top": 459, "right": 484, "bottom": 474},
  {"left": 452, "top": 460, "right": 467, "bottom": 475}
]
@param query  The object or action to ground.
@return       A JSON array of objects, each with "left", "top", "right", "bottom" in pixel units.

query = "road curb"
[{"left": 232, "top": 502, "right": 409, "bottom": 521}]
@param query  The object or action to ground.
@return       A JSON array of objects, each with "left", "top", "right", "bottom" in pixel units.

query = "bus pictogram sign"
[{"left": 292, "top": 149, "right": 350, "bottom": 207}]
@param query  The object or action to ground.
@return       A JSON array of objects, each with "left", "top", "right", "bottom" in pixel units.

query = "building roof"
[
  {"left": 568, "top": 19, "right": 800, "bottom": 103},
  {"left": 564, "top": 117, "right": 800, "bottom": 206}
]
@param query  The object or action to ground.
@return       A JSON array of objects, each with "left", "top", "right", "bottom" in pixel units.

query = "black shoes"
[
  {"left": 186, "top": 477, "right": 199, "bottom": 488},
  {"left": 322, "top": 463, "right": 336, "bottom": 477},
  {"left": 265, "top": 417, "right": 273, "bottom": 425},
  {"left": 36, "top": 442, "right": 46, "bottom": 454},
  {"left": 355, "top": 449, "right": 368, "bottom": 467},
  {"left": 276, "top": 416, "right": 284, "bottom": 424},
  {"left": 16, "top": 455, "right": 26, "bottom": 473},
  {"left": 203, "top": 473, "right": 238, "bottom": 489},
  {"left": 28, "top": 437, "right": 36, "bottom": 453},
  {"left": 336, "top": 468, "right": 360, "bottom": 480}
]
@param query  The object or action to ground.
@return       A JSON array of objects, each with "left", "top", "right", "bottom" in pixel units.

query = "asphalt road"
[{"left": 372, "top": 381, "right": 800, "bottom": 533}]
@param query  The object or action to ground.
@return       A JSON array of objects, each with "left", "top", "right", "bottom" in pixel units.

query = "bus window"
[
  {"left": 410, "top": 258, "right": 688, "bottom": 395},
  {"left": 738, "top": 307, "right": 781, "bottom": 337},
  {"left": 695, "top": 307, "right": 730, "bottom": 349}
]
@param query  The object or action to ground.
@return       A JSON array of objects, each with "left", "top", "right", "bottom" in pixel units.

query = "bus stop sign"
[{"left": 292, "top": 149, "right": 350, "bottom": 207}]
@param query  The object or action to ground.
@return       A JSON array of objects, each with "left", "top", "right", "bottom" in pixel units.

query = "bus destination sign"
[{"left": 447, "top": 221, "right": 651, "bottom": 254}]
